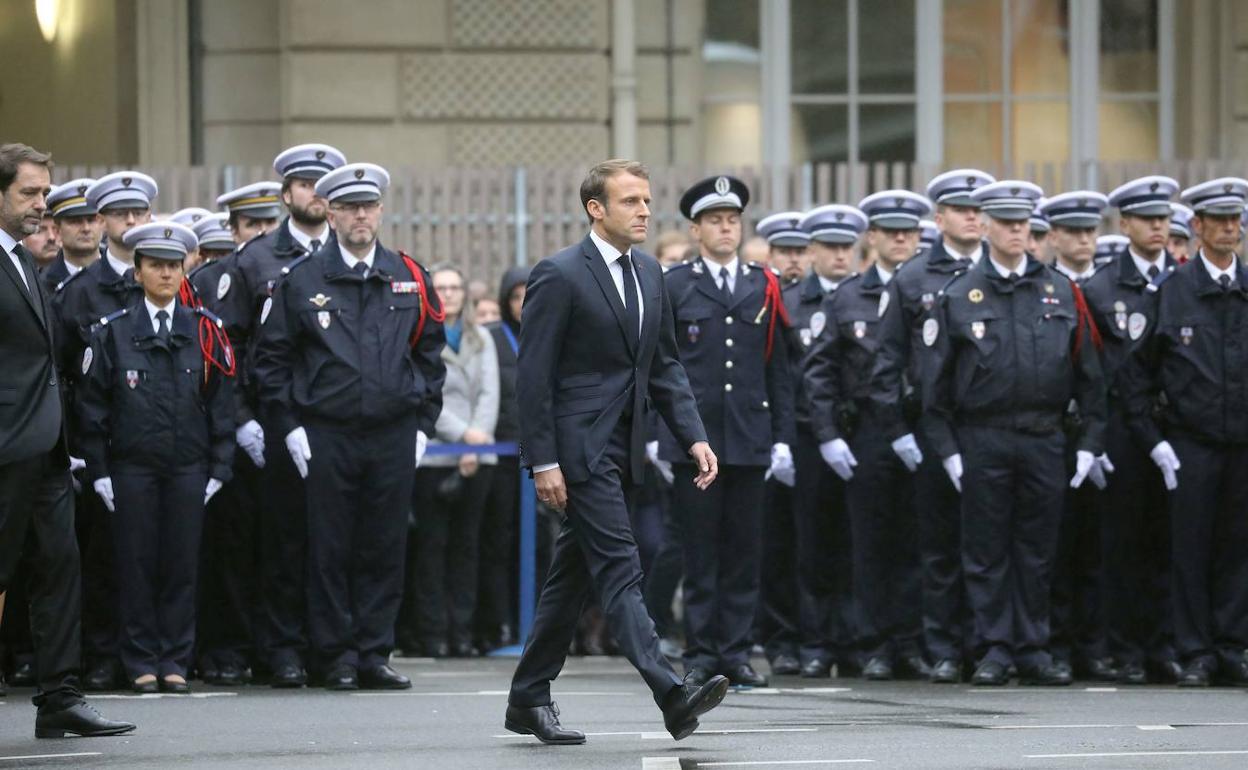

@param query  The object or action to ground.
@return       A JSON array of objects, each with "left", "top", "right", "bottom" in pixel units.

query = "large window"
[
  {"left": 702, "top": 0, "right": 763, "bottom": 167},
  {"left": 1099, "top": 0, "right": 1160, "bottom": 161}
]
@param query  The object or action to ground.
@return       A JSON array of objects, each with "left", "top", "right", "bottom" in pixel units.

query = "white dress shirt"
[
  {"left": 105, "top": 249, "right": 132, "bottom": 277},
  {"left": 874, "top": 263, "right": 894, "bottom": 285},
  {"left": 289, "top": 219, "right": 330, "bottom": 253},
  {"left": 339, "top": 239, "right": 376, "bottom": 273},
  {"left": 1199, "top": 250, "right": 1238, "bottom": 284},
  {"left": 145, "top": 298, "right": 177, "bottom": 334},
  {"left": 704, "top": 255, "right": 740, "bottom": 295},
  {"left": 817, "top": 275, "right": 840, "bottom": 294},
  {"left": 1129, "top": 247, "right": 1165, "bottom": 281},
  {"left": 1054, "top": 261, "right": 1096, "bottom": 282},
  {"left": 0, "top": 228, "right": 31, "bottom": 291},
  {"left": 989, "top": 255, "right": 1025, "bottom": 279},
  {"left": 588, "top": 228, "right": 644, "bottom": 334},
  {"left": 948, "top": 243, "right": 983, "bottom": 265}
]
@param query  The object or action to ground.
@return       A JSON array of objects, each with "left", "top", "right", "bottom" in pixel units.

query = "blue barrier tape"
[{"left": 423, "top": 441, "right": 519, "bottom": 457}]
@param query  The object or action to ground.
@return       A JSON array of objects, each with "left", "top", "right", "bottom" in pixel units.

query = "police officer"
[
  {"left": 924, "top": 180, "right": 1108, "bottom": 686},
  {"left": 1029, "top": 199, "right": 1052, "bottom": 261},
  {"left": 752, "top": 211, "right": 808, "bottom": 676},
  {"left": 169, "top": 208, "right": 213, "bottom": 276},
  {"left": 41, "top": 179, "right": 101, "bottom": 294},
  {"left": 75, "top": 221, "right": 236, "bottom": 693},
  {"left": 253, "top": 162, "right": 446, "bottom": 691},
  {"left": 50, "top": 170, "right": 157, "bottom": 691},
  {"left": 659, "top": 176, "right": 795, "bottom": 688},
  {"left": 1084, "top": 176, "right": 1182, "bottom": 685},
  {"left": 1168, "top": 203, "right": 1194, "bottom": 263},
  {"left": 870, "top": 168, "right": 994, "bottom": 684},
  {"left": 220, "top": 182, "right": 283, "bottom": 244},
  {"left": 1040, "top": 192, "right": 1116, "bottom": 682},
  {"left": 218, "top": 143, "right": 345, "bottom": 688},
  {"left": 1121, "top": 178, "right": 1248, "bottom": 688},
  {"left": 918, "top": 219, "right": 939, "bottom": 254},
  {"left": 785, "top": 204, "right": 865, "bottom": 679},
  {"left": 1094, "top": 234, "right": 1130, "bottom": 269},
  {"left": 806, "top": 190, "right": 929, "bottom": 681}
]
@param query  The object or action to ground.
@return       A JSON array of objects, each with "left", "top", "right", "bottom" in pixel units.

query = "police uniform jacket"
[
  {"left": 782, "top": 271, "right": 831, "bottom": 430},
  {"left": 40, "top": 251, "right": 75, "bottom": 296},
  {"left": 51, "top": 253, "right": 145, "bottom": 403},
  {"left": 658, "top": 258, "right": 795, "bottom": 466},
  {"left": 251, "top": 237, "right": 446, "bottom": 440},
  {"left": 75, "top": 302, "right": 236, "bottom": 483},
  {"left": 923, "top": 254, "right": 1108, "bottom": 460},
  {"left": 1121, "top": 255, "right": 1248, "bottom": 449}
]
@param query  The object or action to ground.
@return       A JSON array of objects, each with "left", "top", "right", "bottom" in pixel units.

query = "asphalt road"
[{"left": 2, "top": 656, "right": 1247, "bottom": 769}]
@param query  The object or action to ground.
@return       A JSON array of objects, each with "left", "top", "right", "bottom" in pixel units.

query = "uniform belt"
[{"left": 958, "top": 412, "right": 1062, "bottom": 436}]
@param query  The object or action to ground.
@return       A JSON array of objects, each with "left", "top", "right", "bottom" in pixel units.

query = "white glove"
[
  {"left": 93, "top": 477, "right": 115, "bottom": 513},
  {"left": 767, "top": 442, "right": 796, "bottom": 487},
  {"left": 1070, "top": 450, "right": 1097, "bottom": 489},
  {"left": 204, "top": 478, "right": 224, "bottom": 505},
  {"left": 69, "top": 455, "right": 86, "bottom": 473},
  {"left": 942, "top": 454, "right": 963, "bottom": 493},
  {"left": 890, "top": 433, "right": 924, "bottom": 472},
  {"left": 819, "top": 438, "right": 858, "bottom": 481},
  {"left": 646, "top": 440, "right": 674, "bottom": 485},
  {"left": 285, "top": 427, "right": 311, "bottom": 479},
  {"left": 235, "top": 420, "right": 266, "bottom": 468},
  {"left": 1150, "top": 440, "right": 1181, "bottom": 491},
  {"left": 1089, "top": 453, "right": 1114, "bottom": 490},
  {"left": 415, "top": 430, "right": 428, "bottom": 469}
]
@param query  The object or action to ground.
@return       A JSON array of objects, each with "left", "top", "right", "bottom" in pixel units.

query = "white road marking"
[
  {"left": 0, "top": 753, "right": 103, "bottom": 763},
  {"left": 731, "top": 688, "right": 852, "bottom": 695},
  {"left": 1026, "top": 749, "right": 1248, "bottom": 759},
  {"left": 988, "top": 721, "right": 1248, "bottom": 731},
  {"left": 500, "top": 727, "right": 819, "bottom": 741},
  {"left": 85, "top": 692, "right": 237, "bottom": 699},
  {"left": 697, "top": 761, "right": 874, "bottom": 767},
  {"left": 357, "top": 690, "right": 636, "bottom": 697},
  {"left": 642, "top": 757, "right": 682, "bottom": 769},
  {"left": 1137, "top": 724, "right": 1177, "bottom": 731}
]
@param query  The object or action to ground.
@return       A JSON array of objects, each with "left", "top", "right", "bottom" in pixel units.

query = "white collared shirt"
[
  {"left": 988, "top": 255, "right": 1025, "bottom": 279},
  {"left": 0, "top": 228, "right": 30, "bottom": 291},
  {"left": 948, "top": 242, "right": 983, "bottom": 265},
  {"left": 874, "top": 263, "right": 894, "bottom": 285},
  {"left": 1199, "top": 250, "right": 1238, "bottom": 284},
  {"left": 105, "top": 248, "right": 132, "bottom": 278},
  {"left": 1128, "top": 247, "right": 1165, "bottom": 281},
  {"left": 817, "top": 275, "right": 839, "bottom": 294},
  {"left": 588, "top": 228, "right": 644, "bottom": 331},
  {"left": 338, "top": 238, "right": 376, "bottom": 273},
  {"left": 145, "top": 297, "right": 176, "bottom": 335},
  {"left": 1054, "top": 261, "right": 1096, "bottom": 282},
  {"left": 64, "top": 261, "right": 83, "bottom": 277},
  {"left": 288, "top": 219, "right": 330, "bottom": 254},
  {"left": 704, "top": 255, "right": 740, "bottom": 294}
]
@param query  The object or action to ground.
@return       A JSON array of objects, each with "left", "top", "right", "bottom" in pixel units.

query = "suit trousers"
[
  {"left": 914, "top": 432, "right": 970, "bottom": 664},
  {"left": 259, "top": 418, "right": 308, "bottom": 670},
  {"left": 509, "top": 415, "right": 682, "bottom": 708}
]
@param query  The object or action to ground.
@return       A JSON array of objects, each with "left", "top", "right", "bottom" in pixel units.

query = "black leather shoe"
[
  {"left": 504, "top": 702, "right": 586, "bottom": 745},
  {"left": 208, "top": 663, "right": 245, "bottom": 687},
  {"left": 683, "top": 666, "right": 714, "bottom": 688},
  {"left": 898, "top": 655, "right": 932, "bottom": 679},
  {"left": 132, "top": 677, "right": 158, "bottom": 694},
  {"left": 1118, "top": 662, "right": 1148, "bottom": 685},
  {"left": 160, "top": 678, "right": 191, "bottom": 694},
  {"left": 360, "top": 664, "right": 411, "bottom": 690},
  {"left": 929, "top": 659, "right": 961, "bottom": 684},
  {"left": 271, "top": 663, "right": 307, "bottom": 688},
  {"left": 662, "top": 674, "right": 730, "bottom": 740},
  {"left": 324, "top": 665, "right": 359, "bottom": 691},
  {"left": 836, "top": 658, "right": 862, "bottom": 679},
  {"left": 84, "top": 659, "right": 120, "bottom": 692},
  {"left": 800, "top": 657, "right": 831, "bottom": 678},
  {"left": 1075, "top": 657, "right": 1118, "bottom": 682},
  {"left": 971, "top": 661, "right": 1008, "bottom": 686},
  {"left": 35, "top": 701, "right": 136, "bottom": 739},
  {"left": 1215, "top": 655, "right": 1248, "bottom": 686},
  {"left": 11, "top": 660, "right": 36, "bottom": 687},
  {"left": 1178, "top": 661, "right": 1212, "bottom": 688},
  {"left": 726, "top": 663, "right": 768, "bottom": 688},
  {"left": 1018, "top": 663, "right": 1073, "bottom": 686},
  {"left": 863, "top": 657, "right": 894, "bottom": 681},
  {"left": 770, "top": 654, "right": 801, "bottom": 676},
  {"left": 1151, "top": 659, "right": 1183, "bottom": 684}
]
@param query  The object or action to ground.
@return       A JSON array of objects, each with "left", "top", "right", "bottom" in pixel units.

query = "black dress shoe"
[
  {"left": 863, "top": 657, "right": 894, "bottom": 681},
  {"left": 1178, "top": 661, "right": 1212, "bottom": 688},
  {"left": 324, "top": 665, "right": 359, "bottom": 691},
  {"left": 132, "top": 678, "right": 158, "bottom": 694},
  {"left": 35, "top": 701, "right": 136, "bottom": 739},
  {"left": 504, "top": 702, "right": 586, "bottom": 745},
  {"left": 1018, "top": 663, "right": 1073, "bottom": 686},
  {"left": 929, "top": 659, "right": 961, "bottom": 684},
  {"left": 84, "top": 660, "right": 120, "bottom": 692},
  {"left": 836, "top": 658, "right": 862, "bottom": 679},
  {"left": 770, "top": 654, "right": 801, "bottom": 676},
  {"left": 683, "top": 666, "right": 714, "bottom": 688},
  {"left": 1075, "top": 657, "right": 1118, "bottom": 682},
  {"left": 360, "top": 664, "right": 411, "bottom": 690},
  {"left": 1215, "top": 656, "right": 1248, "bottom": 686},
  {"left": 1118, "top": 662, "right": 1147, "bottom": 685},
  {"left": 11, "top": 660, "right": 36, "bottom": 687},
  {"left": 209, "top": 662, "right": 245, "bottom": 687},
  {"left": 160, "top": 678, "right": 191, "bottom": 694},
  {"left": 662, "top": 674, "right": 730, "bottom": 740},
  {"left": 725, "top": 663, "right": 768, "bottom": 687},
  {"left": 800, "top": 657, "right": 831, "bottom": 678},
  {"left": 971, "top": 661, "right": 1008, "bottom": 686},
  {"left": 898, "top": 655, "right": 932, "bottom": 679},
  {"left": 270, "top": 663, "right": 307, "bottom": 688},
  {"left": 1151, "top": 659, "right": 1183, "bottom": 684}
]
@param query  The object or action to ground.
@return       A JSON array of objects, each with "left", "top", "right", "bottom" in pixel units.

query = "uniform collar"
[
  {"left": 1054, "top": 260, "right": 1095, "bottom": 282},
  {"left": 816, "top": 274, "right": 839, "bottom": 294},
  {"left": 288, "top": 218, "right": 330, "bottom": 253},
  {"left": 988, "top": 254, "right": 1025, "bottom": 279},
  {"left": 105, "top": 248, "right": 132, "bottom": 278},
  {"left": 703, "top": 255, "right": 739, "bottom": 283},
  {"left": 944, "top": 241, "right": 982, "bottom": 264},
  {"left": 144, "top": 297, "right": 177, "bottom": 335},
  {"left": 1128, "top": 246, "right": 1165, "bottom": 281},
  {"left": 873, "top": 262, "right": 894, "bottom": 285},
  {"left": 338, "top": 238, "right": 376, "bottom": 271},
  {"left": 0, "top": 228, "right": 17, "bottom": 256},
  {"left": 1199, "top": 250, "right": 1239, "bottom": 283}
]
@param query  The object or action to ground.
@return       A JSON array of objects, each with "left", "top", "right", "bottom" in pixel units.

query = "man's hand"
[
  {"left": 819, "top": 438, "right": 858, "bottom": 481},
  {"left": 415, "top": 430, "right": 428, "bottom": 468},
  {"left": 204, "top": 478, "right": 224, "bottom": 505},
  {"left": 890, "top": 433, "right": 924, "bottom": 472},
  {"left": 285, "top": 427, "right": 312, "bottom": 479},
  {"left": 535, "top": 466, "right": 568, "bottom": 512},
  {"left": 236, "top": 420, "right": 266, "bottom": 468},
  {"left": 462, "top": 428, "right": 491, "bottom": 445},
  {"left": 459, "top": 452, "right": 480, "bottom": 478},
  {"left": 767, "top": 443, "right": 795, "bottom": 487},
  {"left": 1070, "top": 450, "right": 1096, "bottom": 489},
  {"left": 689, "top": 441, "right": 718, "bottom": 490}
]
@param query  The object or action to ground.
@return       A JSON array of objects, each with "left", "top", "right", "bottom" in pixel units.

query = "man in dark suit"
[
  {"left": 0, "top": 143, "right": 134, "bottom": 737},
  {"left": 505, "top": 159, "right": 729, "bottom": 744}
]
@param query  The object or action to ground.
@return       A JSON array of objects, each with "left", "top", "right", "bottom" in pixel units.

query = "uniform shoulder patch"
[
  {"left": 922, "top": 317, "right": 939, "bottom": 346},
  {"left": 217, "top": 271, "right": 232, "bottom": 300},
  {"left": 281, "top": 253, "right": 312, "bottom": 276},
  {"left": 81, "top": 346, "right": 93, "bottom": 375},
  {"left": 1127, "top": 312, "right": 1147, "bottom": 340},
  {"left": 260, "top": 297, "right": 274, "bottom": 325}
]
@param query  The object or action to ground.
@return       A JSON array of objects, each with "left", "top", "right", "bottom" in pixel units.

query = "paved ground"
[{"left": 1, "top": 656, "right": 1247, "bottom": 769}]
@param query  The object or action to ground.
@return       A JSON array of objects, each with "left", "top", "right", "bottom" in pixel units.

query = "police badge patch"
[
  {"left": 922, "top": 318, "right": 939, "bottom": 346},
  {"left": 217, "top": 272, "right": 231, "bottom": 300},
  {"left": 878, "top": 291, "right": 890, "bottom": 318},
  {"left": 810, "top": 311, "right": 826, "bottom": 338},
  {"left": 81, "top": 347, "right": 93, "bottom": 375},
  {"left": 971, "top": 321, "right": 986, "bottom": 339},
  {"left": 1128, "top": 312, "right": 1147, "bottom": 341},
  {"left": 126, "top": 370, "right": 139, "bottom": 389},
  {"left": 968, "top": 288, "right": 984, "bottom": 303},
  {"left": 318, "top": 311, "right": 332, "bottom": 330}
]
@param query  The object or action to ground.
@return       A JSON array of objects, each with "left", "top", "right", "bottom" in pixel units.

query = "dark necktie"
[
  {"left": 11, "top": 244, "right": 33, "bottom": 296},
  {"left": 353, "top": 261, "right": 368, "bottom": 279},
  {"left": 720, "top": 269, "right": 734, "bottom": 302},
  {"left": 1219, "top": 274, "right": 1232, "bottom": 292},
  {"left": 309, "top": 239, "right": 321, "bottom": 254},
  {"left": 618, "top": 253, "right": 640, "bottom": 343},
  {"left": 156, "top": 309, "right": 170, "bottom": 342},
  {"left": 1148, "top": 264, "right": 1160, "bottom": 280}
]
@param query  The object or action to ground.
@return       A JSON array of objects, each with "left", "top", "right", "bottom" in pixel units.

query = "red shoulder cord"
[
  {"left": 1070, "top": 282, "right": 1103, "bottom": 358},
  {"left": 399, "top": 251, "right": 446, "bottom": 347},
  {"left": 760, "top": 267, "right": 792, "bottom": 362},
  {"left": 178, "top": 277, "right": 237, "bottom": 383}
]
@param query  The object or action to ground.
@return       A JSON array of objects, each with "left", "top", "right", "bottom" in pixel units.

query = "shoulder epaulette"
[
  {"left": 98, "top": 307, "right": 129, "bottom": 326},
  {"left": 666, "top": 260, "right": 694, "bottom": 272},
  {"left": 936, "top": 268, "right": 971, "bottom": 298},
  {"left": 279, "top": 253, "right": 312, "bottom": 278},
  {"left": 55, "top": 268, "right": 85, "bottom": 293},
  {"left": 195, "top": 306, "right": 225, "bottom": 328}
]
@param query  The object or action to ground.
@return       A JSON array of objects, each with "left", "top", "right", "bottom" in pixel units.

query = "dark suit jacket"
[
  {"left": 0, "top": 242, "right": 67, "bottom": 467},
  {"left": 517, "top": 234, "right": 706, "bottom": 485}
]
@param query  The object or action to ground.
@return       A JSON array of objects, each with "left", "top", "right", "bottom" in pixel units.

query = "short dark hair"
[
  {"left": 580, "top": 159, "right": 649, "bottom": 224},
  {"left": 0, "top": 143, "right": 53, "bottom": 193}
]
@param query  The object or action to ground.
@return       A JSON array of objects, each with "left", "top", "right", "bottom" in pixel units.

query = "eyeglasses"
[{"left": 329, "top": 200, "right": 381, "bottom": 213}]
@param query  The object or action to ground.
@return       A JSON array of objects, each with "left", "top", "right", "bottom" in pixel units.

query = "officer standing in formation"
[
  {"left": 1122, "top": 177, "right": 1248, "bottom": 687},
  {"left": 805, "top": 190, "right": 930, "bottom": 681},
  {"left": 253, "top": 161, "right": 446, "bottom": 691},
  {"left": 76, "top": 222, "right": 236, "bottom": 693},
  {"left": 1168, "top": 203, "right": 1194, "bottom": 262},
  {"left": 659, "top": 176, "right": 795, "bottom": 688},
  {"left": 924, "top": 180, "right": 1108, "bottom": 686},
  {"left": 41, "top": 179, "right": 103, "bottom": 294},
  {"left": 1083, "top": 175, "right": 1181, "bottom": 684}
]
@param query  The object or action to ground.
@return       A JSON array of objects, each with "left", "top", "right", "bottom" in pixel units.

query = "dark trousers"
[
  {"left": 1050, "top": 455, "right": 1106, "bottom": 666},
  {"left": 305, "top": 418, "right": 416, "bottom": 671},
  {"left": 1167, "top": 436, "right": 1248, "bottom": 670},
  {"left": 915, "top": 433, "right": 969, "bottom": 664},
  {"left": 959, "top": 426, "right": 1065, "bottom": 670},
  {"left": 0, "top": 455, "right": 83, "bottom": 711},
  {"left": 1, "top": 564, "right": 34, "bottom": 672},
  {"left": 755, "top": 479, "right": 800, "bottom": 661},
  {"left": 410, "top": 465, "right": 495, "bottom": 647},
  {"left": 476, "top": 456, "right": 519, "bottom": 640},
  {"left": 1102, "top": 413, "right": 1173, "bottom": 667},
  {"left": 792, "top": 426, "right": 855, "bottom": 666},
  {"left": 112, "top": 469, "right": 207, "bottom": 679},
  {"left": 673, "top": 463, "right": 766, "bottom": 671},
  {"left": 259, "top": 418, "right": 307, "bottom": 670},
  {"left": 78, "top": 489, "right": 118, "bottom": 664},
  {"left": 643, "top": 487, "right": 683, "bottom": 638},
  {"left": 509, "top": 416, "right": 682, "bottom": 709},
  {"left": 847, "top": 421, "right": 921, "bottom": 662},
  {"left": 197, "top": 451, "right": 261, "bottom": 669}
]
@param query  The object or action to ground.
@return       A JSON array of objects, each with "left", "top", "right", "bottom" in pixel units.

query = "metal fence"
[{"left": 51, "top": 159, "right": 1248, "bottom": 286}]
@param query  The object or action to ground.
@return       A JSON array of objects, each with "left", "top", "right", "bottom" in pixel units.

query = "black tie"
[
  {"left": 1148, "top": 264, "right": 1160, "bottom": 280},
  {"left": 618, "top": 253, "right": 640, "bottom": 343},
  {"left": 1220, "top": 274, "right": 1232, "bottom": 292},
  {"left": 353, "top": 261, "right": 368, "bottom": 279},
  {"left": 309, "top": 239, "right": 321, "bottom": 254},
  {"left": 720, "top": 269, "right": 734, "bottom": 302},
  {"left": 11, "top": 244, "right": 34, "bottom": 296},
  {"left": 156, "top": 310, "right": 170, "bottom": 342}
]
